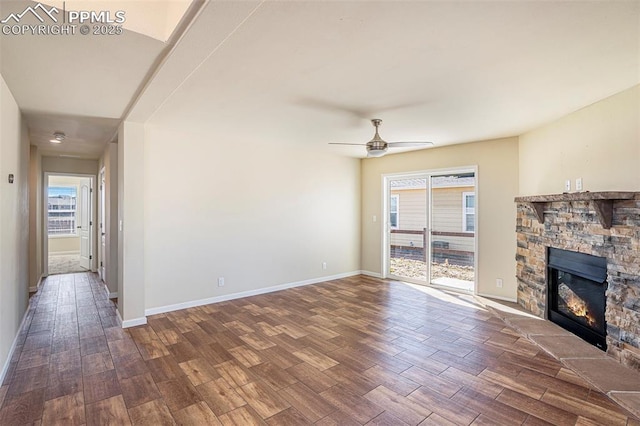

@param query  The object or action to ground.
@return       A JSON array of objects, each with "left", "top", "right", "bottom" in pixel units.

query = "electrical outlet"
[
  {"left": 564, "top": 180, "right": 571, "bottom": 192},
  {"left": 496, "top": 278, "right": 503, "bottom": 288},
  {"left": 218, "top": 277, "right": 225, "bottom": 287},
  {"left": 373, "top": 215, "right": 377, "bottom": 222},
  {"left": 576, "top": 178, "right": 583, "bottom": 191},
  {"left": 322, "top": 262, "right": 327, "bottom": 270}
]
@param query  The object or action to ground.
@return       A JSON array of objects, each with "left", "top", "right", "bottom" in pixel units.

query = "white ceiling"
[
  {"left": 0, "top": 0, "right": 191, "bottom": 158},
  {"left": 2, "top": 1, "right": 639, "bottom": 159}
]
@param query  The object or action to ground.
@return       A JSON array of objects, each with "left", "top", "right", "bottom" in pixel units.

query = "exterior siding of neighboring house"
[{"left": 390, "top": 177, "right": 475, "bottom": 265}]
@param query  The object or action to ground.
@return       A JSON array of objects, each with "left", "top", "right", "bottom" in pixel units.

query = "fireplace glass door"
[
  {"left": 547, "top": 247, "right": 607, "bottom": 350},
  {"left": 552, "top": 270, "right": 606, "bottom": 336}
]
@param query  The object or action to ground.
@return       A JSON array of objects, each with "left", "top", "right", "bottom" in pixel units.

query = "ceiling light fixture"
[
  {"left": 50, "top": 132, "right": 65, "bottom": 144},
  {"left": 366, "top": 146, "right": 388, "bottom": 157}
]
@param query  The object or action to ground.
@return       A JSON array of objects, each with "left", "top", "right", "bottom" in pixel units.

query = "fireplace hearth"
[{"left": 547, "top": 247, "right": 607, "bottom": 350}]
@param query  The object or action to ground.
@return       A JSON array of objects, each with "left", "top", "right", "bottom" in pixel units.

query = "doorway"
[
  {"left": 45, "top": 174, "right": 95, "bottom": 276},
  {"left": 384, "top": 168, "right": 477, "bottom": 292}
]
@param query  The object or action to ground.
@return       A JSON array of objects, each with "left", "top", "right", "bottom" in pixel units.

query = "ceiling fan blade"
[
  {"left": 328, "top": 143, "right": 367, "bottom": 146},
  {"left": 387, "top": 141, "right": 434, "bottom": 147}
]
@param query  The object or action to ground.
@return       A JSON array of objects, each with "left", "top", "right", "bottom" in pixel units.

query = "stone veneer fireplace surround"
[{"left": 515, "top": 192, "right": 640, "bottom": 372}]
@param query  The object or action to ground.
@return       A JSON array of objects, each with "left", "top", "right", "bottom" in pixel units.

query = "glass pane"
[
  {"left": 466, "top": 214, "right": 475, "bottom": 232},
  {"left": 466, "top": 195, "right": 475, "bottom": 208},
  {"left": 48, "top": 186, "right": 77, "bottom": 236},
  {"left": 430, "top": 173, "right": 475, "bottom": 291},
  {"left": 389, "top": 178, "right": 427, "bottom": 282}
]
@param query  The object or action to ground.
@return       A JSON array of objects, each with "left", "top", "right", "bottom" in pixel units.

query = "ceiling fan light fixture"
[
  {"left": 367, "top": 147, "right": 387, "bottom": 157},
  {"left": 49, "top": 132, "right": 66, "bottom": 144}
]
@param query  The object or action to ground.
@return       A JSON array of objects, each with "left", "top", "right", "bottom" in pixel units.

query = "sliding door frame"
[{"left": 381, "top": 165, "right": 478, "bottom": 294}]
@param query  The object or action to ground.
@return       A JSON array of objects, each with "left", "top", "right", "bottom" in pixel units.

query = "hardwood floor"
[{"left": 1, "top": 272, "right": 638, "bottom": 425}]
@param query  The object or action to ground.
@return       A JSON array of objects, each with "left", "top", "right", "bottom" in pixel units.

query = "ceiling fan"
[{"left": 330, "top": 119, "right": 434, "bottom": 157}]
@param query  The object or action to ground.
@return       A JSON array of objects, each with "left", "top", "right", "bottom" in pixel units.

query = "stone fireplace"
[{"left": 515, "top": 192, "right": 640, "bottom": 372}]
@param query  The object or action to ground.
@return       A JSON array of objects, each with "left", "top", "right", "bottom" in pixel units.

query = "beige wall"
[
  {"left": 362, "top": 137, "right": 519, "bottom": 300},
  {"left": 42, "top": 157, "right": 99, "bottom": 176},
  {"left": 141, "top": 124, "right": 362, "bottom": 311},
  {"left": 0, "top": 75, "right": 30, "bottom": 380},
  {"left": 49, "top": 237, "right": 80, "bottom": 254},
  {"left": 118, "top": 121, "right": 146, "bottom": 323},
  {"left": 519, "top": 85, "right": 640, "bottom": 195}
]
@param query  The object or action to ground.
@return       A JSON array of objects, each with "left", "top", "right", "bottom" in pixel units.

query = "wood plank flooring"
[{"left": 1, "top": 272, "right": 638, "bottom": 425}]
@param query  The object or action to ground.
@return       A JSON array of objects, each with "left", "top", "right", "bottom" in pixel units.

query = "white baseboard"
[
  {"left": 28, "top": 275, "right": 45, "bottom": 293},
  {"left": 145, "top": 270, "right": 362, "bottom": 317},
  {"left": 49, "top": 251, "right": 81, "bottom": 256},
  {"left": 103, "top": 283, "right": 118, "bottom": 299},
  {"left": 116, "top": 308, "right": 147, "bottom": 328},
  {"left": 476, "top": 292, "right": 517, "bottom": 303},
  {"left": 360, "top": 270, "right": 383, "bottom": 278},
  {"left": 122, "top": 317, "right": 147, "bottom": 328},
  {"left": 0, "top": 306, "right": 31, "bottom": 384}
]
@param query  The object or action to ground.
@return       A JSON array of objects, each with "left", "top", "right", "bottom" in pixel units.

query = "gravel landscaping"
[{"left": 390, "top": 257, "right": 475, "bottom": 282}]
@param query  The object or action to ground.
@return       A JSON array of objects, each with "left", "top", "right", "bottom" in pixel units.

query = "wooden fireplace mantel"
[{"left": 514, "top": 192, "right": 637, "bottom": 229}]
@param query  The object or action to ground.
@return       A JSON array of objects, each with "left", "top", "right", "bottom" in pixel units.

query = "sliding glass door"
[
  {"left": 386, "top": 169, "right": 476, "bottom": 292},
  {"left": 429, "top": 172, "right": 476, "bottom": 291},
  {"left": 387, "top": 176, "right": 428, "bottom": 283}
]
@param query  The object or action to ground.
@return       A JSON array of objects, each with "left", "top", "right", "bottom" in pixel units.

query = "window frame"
[
  {"left": 462, "top": 191, "right": 475, "bottom": 233},
  {"left": 390, "top": 194, "right": 400, "bottom": 229}
]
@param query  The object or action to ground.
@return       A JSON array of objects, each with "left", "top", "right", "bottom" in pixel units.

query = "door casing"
[{"left": 43, "top": 172, "right": 97, "bottom": 277}]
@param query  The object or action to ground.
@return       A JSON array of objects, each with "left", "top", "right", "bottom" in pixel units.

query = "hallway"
[{"left": 0, "top": 273, "right": 120, "bottom": 424}]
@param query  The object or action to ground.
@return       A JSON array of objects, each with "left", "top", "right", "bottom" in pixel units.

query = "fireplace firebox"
[{"left": 547, "top": 247, "right": 607, "bottom": 351}]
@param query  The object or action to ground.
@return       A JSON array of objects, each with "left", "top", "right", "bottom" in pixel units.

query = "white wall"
[
  {"left": 519, "top": 85, "right": 640, "bottom": 195},
  {"left": 141, "top": 124, "right": 361, "bottom": 311},
  {"left": 361, "top": 137, "right": 519, "bottom": 300},
  {"left": 0, "top": 75, "right": 30, "bottom": 380}
]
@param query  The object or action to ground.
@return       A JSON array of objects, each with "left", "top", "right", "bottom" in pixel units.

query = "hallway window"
[{"left": 48, "top": 187, "right": 77, "bottom": 236}]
